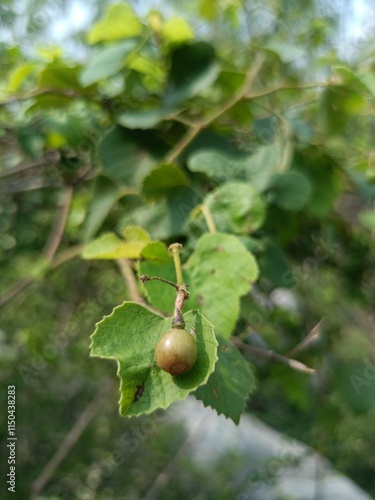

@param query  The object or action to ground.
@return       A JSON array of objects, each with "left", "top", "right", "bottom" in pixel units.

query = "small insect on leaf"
[{"left": 133, "top": 385, "right": 145, "bottom": 403}]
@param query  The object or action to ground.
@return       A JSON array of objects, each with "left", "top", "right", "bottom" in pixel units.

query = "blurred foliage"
[{"left": 1, "top": 0, "right": 375, "bottom": 498}]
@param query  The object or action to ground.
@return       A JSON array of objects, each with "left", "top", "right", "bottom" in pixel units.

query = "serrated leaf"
[
  {"left": 195, "top": 335, "right": 255, "bottom": 424},
  {"left": 205, "top": 182, "right": 266, "bottom": 234},
  {"left": 87, "top": 4, "right": 142, "bottom": 44},
  {"left": 90, "top": 303, "right": 218, "bottom": 416},
  {"left": 185, "top": 233, "right": 259, "bottom": 337},
  {"left": 142, "top": 164, "right": 189, "bottom": 200},
  {"left": 82, "top": 227, "right": 150, "bottom": 260}
]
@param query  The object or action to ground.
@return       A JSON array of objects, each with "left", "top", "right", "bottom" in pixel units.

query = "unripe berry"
[{"left": 155, "top": 328, "right": 197, "bottom": 375}]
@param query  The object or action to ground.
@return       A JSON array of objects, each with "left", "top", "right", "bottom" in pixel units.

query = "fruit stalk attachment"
[{"left": 168, "top": 243, "right": 189, "bottom": 329}]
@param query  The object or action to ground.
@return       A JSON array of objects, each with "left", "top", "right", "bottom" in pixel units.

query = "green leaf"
[
  {"left": 141, "top": 241, "right": 171, "bottom": 262},
  {"left": 185, "top": 233, "right": 259, "bottom": 337},
  {"left": 38, "top": 60, "right": 83, "bottom": 91},
  {"left": 187, "top": 145, "right": 279, "bottom": 191},
  {"left": 359, "top": 210, "right": 375, "bottom": 231},
  {"left": 357, "top": 72, "right": 375, "bottom": 99},
  {"left": 82, "top": 226, "right": 150, "bottom": 260},
  {"left": 165, "top": 42, "right": 219, "bottom": 106},
  {"left": 320, "top": 85, "right": 367, "bottom": 135},
  {"left": 161, "top": 18, "right": 194, "bottom": 44},
  {"left": 204, "top": 182, "right": 266, "bottom": 234},
  {"left": 121, "top": 225, "right": 150, "bottom": 244},
  {"left": 7, "top": 62, "right": 39, "bottom": 92},
  {"left": 90, "top": 303, "right": 218, "bottom": 416},
  {"left": 80, "top": 40, "right": 138, "bottom": 87},
  {"left": 82, "top": 175, "right": 125, "bottom": 242},
  {"left": 195, "top": 335, "right": 255, "bottom": 424},
  {"left": 119, "top": 185, "right": 201, "bottom": 240},
  {"left": 334, "top": 67, "right": 375, "bottom": 99},
  {"left": 244, "top": 145, "right": 282, "bottom": 188},
  {"left": 116, "top": 109, "right": 171, "bottom": 130},
  {"left": 258, "top": 241, "right": 292, "bottom": 288},
  {"left": 98, "top": 126, "right": 163, "bottom": 185},
  {"left": 87, "top": 4, "right": 142, "bottom": 44},
  {"left": 265, "top": 42, "right": 305, "bottom": 63},
  {"left": 139, "top": 242, "right": 176, "bottom": 313},
  {"left": 269, "top": 172, "right": 312, "bottom": 211},
  {"left": 199, "top": 0, "right": 218, "bottom": 20},
  {"left": 141, "top": 164, "right": 189, "bottom": 200}
]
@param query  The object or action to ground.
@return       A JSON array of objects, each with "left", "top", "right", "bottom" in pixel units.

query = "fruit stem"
[
  {"left": 201, "top": 204, "right": 217, "bottom": 234},
  {"left": 168, "top": 243, "right": 189, "bottom": 329},
  {"left": 172, "top": 289, "right": 188, "bottom": 328},
  {"left": 139, "top": 274, "right": 179, "bottom": 290},
  {"left": 168, "top": 243, "right": 185, "bottom": 287}
]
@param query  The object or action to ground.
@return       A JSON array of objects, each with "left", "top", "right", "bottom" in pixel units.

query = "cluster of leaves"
[{"left": 1, "top": 0, "right": 375, "bottom": 496}]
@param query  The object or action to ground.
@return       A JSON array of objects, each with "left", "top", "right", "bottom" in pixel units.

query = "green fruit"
[{"left": 155, "top": 328, "right": 197, "bottom": 376}]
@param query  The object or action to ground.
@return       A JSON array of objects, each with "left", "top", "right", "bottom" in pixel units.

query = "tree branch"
[
  {"left": 233, "top": 338, "right": 316, "bottom": 375},
  {"left": 0, "top": 88, "right": 85, "bottom": 107},
  {"left": 116, "top": 258, "right": 144, "bottom": 303},
  {"left": 43, "top": 185, "right": 74, "bottom": 262},
  {"left": 287, "top": 318, "right": 324, "bottom": 357},
  {"left": 244, "top": 77, "right": 341, "bottom": 101},
  {"left": 116, "top": 259, "right": 166, "bottom": 315},
  {"left": 0, "top": 187, "right": 74, "bottom": 307},
  {"left": 165, "top": 54, "right": 265, "bottom": 163}
]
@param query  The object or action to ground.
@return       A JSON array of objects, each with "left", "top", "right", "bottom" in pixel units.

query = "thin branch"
[
  {"left": 201, "top": 204, "right": 217, "bottom": 234},
  {"left": 164, "top": 124, "right": 201, "bottom": 164},
  {"left": 0, "top": 188, "right": 75, "bottom": 308},
  {"left": 0, "top": 153, "right": 59, "bottom": 179},
  {"left": 116, "top": 259, "right": 166, "bottom": 316},
  {"left": 50, "top": 244, "right": 84, "bottom": 269},
  {"left": 30, "top": 382, "right": 112, "bottom": 500},
  {"left": 0, "top": 88, "right": 85, "bottom": 107},
  {"left": 287, "top": 318, "right": 324, "bottom": 357},
  {"left": 244, "top": 78, "right": 341, "bottom": 101},
  {"left": 0, "top": 279, "right": 34, "bottom": 307},
  {"left": 140, "top": 274, "right": 179, "bottom": 291},
  {"left": 164, "top": 54, "right": 265, "bottom": 164},
  {"left": 116, "top": 258, "right": 144, "bottom": 303},
  {"left": 233, "top": 338, "right": 316, "bottom": 375},
  {"left": 43, "top": 185, "right": 74, "bottom": 262}
]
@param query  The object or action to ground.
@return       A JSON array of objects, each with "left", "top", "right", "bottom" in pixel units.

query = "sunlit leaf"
[{"left": 88, "top": 3, "right": 142, "bottom": 44}]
